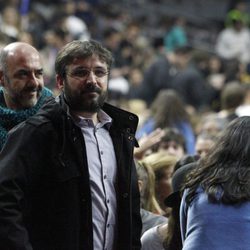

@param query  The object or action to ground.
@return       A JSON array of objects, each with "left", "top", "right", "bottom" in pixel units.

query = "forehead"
[
  {"left": 196, "top": 139, "right": 214, "bottom": 149},
  {"left": 160, "top": 141, "right": 182, "bottom": 148},
  {"left": 6, "top": 49, "right": 42, "bottom": 70},
  {"left": 68, "top": 55, "right": 108, "bottom": 69}
]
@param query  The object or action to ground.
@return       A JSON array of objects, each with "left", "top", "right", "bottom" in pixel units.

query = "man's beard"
[
  {"left": 64, "top": 80, "right": 107, "bottom": 113},
  {"left": 5, "top": 76, "right": 42, "bottom": 109}
]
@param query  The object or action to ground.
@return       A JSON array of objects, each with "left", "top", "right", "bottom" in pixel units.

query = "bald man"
[{"left": 0, "top": 42, "right": 53, "bottom": 150}]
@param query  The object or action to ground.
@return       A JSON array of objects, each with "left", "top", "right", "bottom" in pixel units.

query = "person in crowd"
[
  {"left": 215, "top": 9, "right": 250, "bottom": 64},
  {"left": 136, "top": 89, "right": 196, "bottom": 155},
  {"left": 136, "top": 161, "right": 167, "bottom": 235},
  {"left": 0, "top": 40, "right": 142, "bottom": 250},
  {"left": 0, "top": 41, "right": 53, "bottom": 150},
  {"left": 141, "top": 155, "right": 197, "bottom": 250},
  {"left": 134, "top": 49, "right": 176, "bottom": 106},
  {"left": 218, "top": 81, "right": 245, "bottom": 122},
  {"left": 134, "top": 128, "right": 166, "bottom": 160},
  {"left": 171, "top": 45, "right": 209, "bottom": 112},
  {"left": 164, "top": 17, "right": 188, "bottom": 53},
  {"left": 142, "top": 151, "right": 178, "bottom": 215},
  {"left": 181, "top": 116, "right": 250, "bottom": 249},
  {"left": 156, "top": 128, "right": 187, "bottom": 160},
  {"left": 195, "top": 112, "right": 226, "bottom": 136},
  {"left": 236, "top": 83, "right": 250, "bottom": 116},
  {"left": 194, "top": 132, "right": 217, "bottom": 158}
]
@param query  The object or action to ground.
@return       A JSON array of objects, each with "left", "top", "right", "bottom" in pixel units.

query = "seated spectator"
[
  {"left": 142, "top": 151, "right": 178, "bottom": 215},
  {"left": 218, "top": 81, "right": 245, "bottom": 122},
  {"left": 215, "top": 9, "right": 250, "bottom": 64},
  {"left": 195, "top": 132, "right": 217, "bottom": 158},
  {"left": 136, "top": 89, "right": 196, "bottom": 155},
  {"left": 156, "top": 128, "right": 187, "bottom": 160},
  {"left": 136, "top": 161, "right": 167, "bottom": 235},
  {"left": 141, "top": 155, "right": 196, "bottom": 250},
  {"left": 134, "top": 128, "right": 166, "bottom": 160}
]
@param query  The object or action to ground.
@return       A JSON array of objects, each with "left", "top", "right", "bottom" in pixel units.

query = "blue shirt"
[
  {"left": 180, "top": 188, "right": 250, "bottom": 250},
  {"left": 73, "top": 110, "right": 117, "bottom": 250}
]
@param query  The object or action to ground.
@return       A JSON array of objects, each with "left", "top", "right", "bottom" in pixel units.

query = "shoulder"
[
  {"left": 8, "top": 97, "right": 64, "bottom": 143},
  {"left": 141, "top": 225, "right": 164, "bottom": 250},
  {"left": 103, "top": 102, "right": 139, "bottom": 133},
  {"left": 141, "top": 209, "right": 167, "bottom": 234}
]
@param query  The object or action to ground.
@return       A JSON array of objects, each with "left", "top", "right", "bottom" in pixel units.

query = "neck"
[{"left": 74, "top": 111, "right": 99, "bottom": 125}]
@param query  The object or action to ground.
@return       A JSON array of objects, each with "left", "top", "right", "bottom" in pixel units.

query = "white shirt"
[
  {"left": 74, "top": 110, "right": 117, "bottom": 250},
  {"left": 215, "top": 27, "right": 250, "bottom": 63},
  {"left": 141, "top": 225, "right": 165, "bottom": 250}
]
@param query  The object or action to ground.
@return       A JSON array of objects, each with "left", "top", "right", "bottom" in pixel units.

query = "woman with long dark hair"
[{"left": 181, "top": 116, "right": 250, "bottom": 249}]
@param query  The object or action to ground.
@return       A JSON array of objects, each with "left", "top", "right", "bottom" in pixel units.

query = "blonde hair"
[
  {"left": 136, "top": 160, "right": 163, "bottom": 214},
  {"left": 142, "top": 151, "right": 178, "bottom": 216},
  {"left": 142, "top": 151, "right": 178, "bottom": 174}
]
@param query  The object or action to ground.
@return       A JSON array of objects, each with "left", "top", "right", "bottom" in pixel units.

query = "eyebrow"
[{"left": 14, "top": 68, "right": 44, "bottom": 75}]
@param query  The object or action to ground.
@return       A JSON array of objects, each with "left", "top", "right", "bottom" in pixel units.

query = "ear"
[
  {"left": 138, "top": 180, "right": 143, "bottom": 193},
  {"left": 0, "top": 70, "right": 5, "bottom": 87},
  {"left": 56, "top": 74, "right": 64, "bottom": 91}
]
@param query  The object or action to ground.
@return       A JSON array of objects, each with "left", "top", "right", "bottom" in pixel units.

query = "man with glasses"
[{"left": 0, "top": 40, "right": 142, "bottom": 250}]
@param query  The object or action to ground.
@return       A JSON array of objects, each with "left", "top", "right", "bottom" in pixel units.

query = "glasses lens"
[
  {"left": 94, "top": 69, "right": 108, "bottom": 78},
  {"left": 68, "top": 68, "right": 108, "bottom": 79}
]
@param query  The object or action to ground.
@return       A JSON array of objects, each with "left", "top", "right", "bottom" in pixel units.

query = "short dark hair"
[
  {"left": 221, "top": 82, "right": 245, "bottom": 110},
  {"left": 55, "top": 39, "right": 114, "bottom": 77}
]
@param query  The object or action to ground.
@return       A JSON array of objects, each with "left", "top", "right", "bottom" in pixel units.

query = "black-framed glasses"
[{"left": 66, "top": 68, "right": 109, "bottom": 80}]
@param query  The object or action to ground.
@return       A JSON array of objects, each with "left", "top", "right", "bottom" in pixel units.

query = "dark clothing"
[
  {"left": 134, "top": 55, "right": 175, "bottom": 106},
  {"left": 0, "top": 95, "right": 142, "bottom": 250},
  {"left": 172, "top": 64, "right": 208, "bottom": 111}
]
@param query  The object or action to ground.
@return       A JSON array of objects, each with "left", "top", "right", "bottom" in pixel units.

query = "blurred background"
[{"left": 1, "top": 0, "right": 250, "bottom": 132}]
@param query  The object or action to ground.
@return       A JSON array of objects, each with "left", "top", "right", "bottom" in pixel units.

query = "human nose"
[
  {"left": 167, "top": 146, "right": 176, "bottom": 155},
  {"left": 86, "top": 70, "right": 97, "bottom": 84},
  {"left": 28, "top": 73, "right": 40, "bottom": 88}
]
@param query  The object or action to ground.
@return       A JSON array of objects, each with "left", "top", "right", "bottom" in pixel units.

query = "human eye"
[
  {"left": 73, "top": 69, "right": 89, "bottom": 78},
  {"left": 35, "top": 69, "right": 43, "bottom": 78},
  {"left": 94, "top": 68, "right": 108, "bottom": 77},
  {"left": 16, "top": 70, "right": 29, "bottom": 78}
]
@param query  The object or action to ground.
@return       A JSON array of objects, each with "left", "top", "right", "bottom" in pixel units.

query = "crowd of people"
[{"left": 1, "top": 0, "right": 250, "bottom": 249}]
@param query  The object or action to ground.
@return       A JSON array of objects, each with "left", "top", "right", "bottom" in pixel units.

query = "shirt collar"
[{"left": 71, "top": 109, "right": 112, "bottom": 130}]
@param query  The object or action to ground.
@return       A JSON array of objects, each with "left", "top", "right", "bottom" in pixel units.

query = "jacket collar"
[{"left": 55, "top": 93, "right": 139, "bottom": 135}]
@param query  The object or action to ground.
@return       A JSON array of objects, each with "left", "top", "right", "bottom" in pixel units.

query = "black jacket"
[{"left": 0, "top": 95, "right": 142, "bottom": 250}]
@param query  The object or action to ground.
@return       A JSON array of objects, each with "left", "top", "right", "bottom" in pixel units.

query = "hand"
[{"left": 134, "top": 128, "right": 165, "bottom": 159}]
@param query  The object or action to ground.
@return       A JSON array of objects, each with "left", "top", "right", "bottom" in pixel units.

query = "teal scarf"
[{"left": 0, "top": 87, "right": 53, "bottom": 150}]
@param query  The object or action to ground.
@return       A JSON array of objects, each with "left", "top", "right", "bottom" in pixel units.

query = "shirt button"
[
  {"left": 104, "top": 175, "right": 107, "bottom": 179},
  {"left": 107, "top": 199, "right": 110, "bottom": 203},
  {"left": 107, "top": 224, "right": 110, "bottom": 228},
  {"left": 100, "top": 151, "right": 103, "bottom": 155}
]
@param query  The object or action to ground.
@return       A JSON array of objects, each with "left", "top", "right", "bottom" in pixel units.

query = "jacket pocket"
[{"left": 52, "top": 154, "right": 81, "bottom": 182}]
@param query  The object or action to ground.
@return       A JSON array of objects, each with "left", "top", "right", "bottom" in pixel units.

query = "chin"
[{"left": 22, "top": 97, "right": 39, "bottom": 109}]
